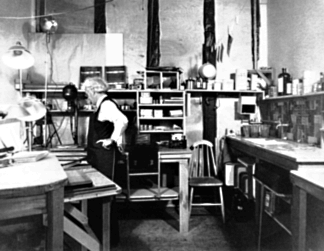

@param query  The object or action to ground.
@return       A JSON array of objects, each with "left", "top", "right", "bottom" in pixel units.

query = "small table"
[
  {"left": 0, "top": 154, "right": 67, "bottom": 251},
  {"left": 121, "top": 146, "right": 192, "bottom": 233},
  {"left": 64, "top": 166, "right": 121, "bottom": 251},
  {"left": 290, "top": 169, "right": 324, "bottom": 251},
  {"left": 158, "top": 147, "right": 192, "bottom": 233}
]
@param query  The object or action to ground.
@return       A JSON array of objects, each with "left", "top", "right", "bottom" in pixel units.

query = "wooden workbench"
[
  {"left": 226, "top": 136, "right": 324, "bottom": 249},
  {"left": 0, "top": 154, "right": 67, "bottom": 251},
  {"left": 291, "top": 169, "right": 324, "bottom": 251},
  {"left": 64, "top": 166, "right": 121, "bottom": 251}
]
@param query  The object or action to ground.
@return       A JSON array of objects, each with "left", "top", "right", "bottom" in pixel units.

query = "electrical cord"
[{"left": 0, "top": 0, "right": 114, "bottom": 20}]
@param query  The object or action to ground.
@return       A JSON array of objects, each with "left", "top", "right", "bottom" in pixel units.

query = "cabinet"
[
  {"left": 144, "top": 69, "right": 180, "bottom": 89},
  {"left": 137, "top": 90, "right": 186, "bottom": 143}
]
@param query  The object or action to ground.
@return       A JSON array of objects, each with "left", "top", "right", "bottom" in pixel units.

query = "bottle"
[
  {"left": 269, "top": 81, "right": 277, "bottom": 97},
  {"left": 319, "top": 72, "right": 324, "bottom": 91},
  {"left": 277, "top": 68, "right": 291, "bottom": 96}
]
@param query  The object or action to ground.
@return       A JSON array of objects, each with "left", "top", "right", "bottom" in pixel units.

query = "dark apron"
[
  {"left": 86, "top": 97, "right": 120, "bottom": 244},
  {"left": 86, "top": 96, "right": 117, "bottom": 179}
]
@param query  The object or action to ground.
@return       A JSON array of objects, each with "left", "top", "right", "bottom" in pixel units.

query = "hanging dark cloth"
[
  {"left": 202, "top": 0, "right": 216, "bottom": 66},
  {"left": 146, "top": 0, "right": 160, "bottom": 67},
  {"left": 94, "top": 0, "right": 107, "bottom": 33},
  {"left": 251, "top": 0, "right": 261, "bottom": 69},
  {"left": 202, "top": 0, "right": 217, "bottom": 143}
]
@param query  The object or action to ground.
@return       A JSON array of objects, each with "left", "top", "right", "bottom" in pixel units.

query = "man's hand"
[{"left": 96, "top": 139, "right": 115, "bottom": 149}]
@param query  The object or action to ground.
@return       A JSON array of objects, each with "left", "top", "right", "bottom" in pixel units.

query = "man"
[
  {"left": 82, "top": 76, "right": 128, "bottom": 246},
  {"left": 83, "top": 76, "right": 128, "bottom": 178}
]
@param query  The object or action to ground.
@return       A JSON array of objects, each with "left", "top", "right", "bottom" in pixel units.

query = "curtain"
[
  {"left": 251, "top": 0, "right": 261, "bottom": 69},
  {"left": 202, "top": 0, "right": 216, "bottom": 67},
  {"left": 146, "top": 0, "right": 160, "bottom": 67},
  {"left": 94, "top": 0, "right": 107, "bottom": 33}
]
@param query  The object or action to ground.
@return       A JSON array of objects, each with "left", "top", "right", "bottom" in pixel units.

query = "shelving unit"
[
  {"left": 137, "top": 90, "right": 186, "bottom": 143},
  {"left": 260, "top": 91, "right": 324, "bottom": 144},
  {"left": 19, "top": 85, "right": 265, "bottom": 148}
]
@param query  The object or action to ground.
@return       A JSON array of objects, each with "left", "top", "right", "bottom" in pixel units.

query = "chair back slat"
[
  {"left": 206, "top": 145, "right": 211, "bottom": 176},
  {"left": 189, "top": 140, "right": 218, "bottom": 178},
  {"left": 198, "top": 147, "right": 204, "bottom": 177}
]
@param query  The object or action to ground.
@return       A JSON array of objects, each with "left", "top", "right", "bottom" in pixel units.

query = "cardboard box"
[{"left": 235, "top": 69, "right": 249, "bottom": 90}]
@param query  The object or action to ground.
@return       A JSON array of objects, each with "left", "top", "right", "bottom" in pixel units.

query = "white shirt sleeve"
[{"left": 97, "top": 100, "right": 128, "bottom": 145}]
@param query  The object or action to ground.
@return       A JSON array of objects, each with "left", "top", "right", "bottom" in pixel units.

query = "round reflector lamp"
[{"left": 198, "top": 63, "right": 217, "bottom": 80}]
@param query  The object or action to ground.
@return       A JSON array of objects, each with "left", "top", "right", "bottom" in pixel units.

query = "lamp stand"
[
  {"left": 27, "top": 122, "right": 33, "bottom": 151},
  {"left": 44, "top": 54, "right": 48, "bottom": 147},
  {"left": 19, "top": 69, "right": 23, "bottom": 96}
]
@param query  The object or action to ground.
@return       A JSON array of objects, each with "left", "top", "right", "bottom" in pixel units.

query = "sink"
[{"left": 244, "top": 138, "right": 288, "bottom": 146}]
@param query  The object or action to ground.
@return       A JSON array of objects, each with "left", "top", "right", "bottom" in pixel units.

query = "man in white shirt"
[
  {"left": 82, "top": 76, "right": 128, "bottom": 246},
  {"left": 83, "top": 76, "right": 128, "bottom": 178}
]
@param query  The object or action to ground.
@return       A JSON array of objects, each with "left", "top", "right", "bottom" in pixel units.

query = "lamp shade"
[
  {"left": 63, "top": 83, "right": 78, "bottom": 101},
  {"left": 2, "top": 42, "right": 35, "bottom": 70},
  {"left": 6, "top": 96, "right": 46, "bottom": 122}
]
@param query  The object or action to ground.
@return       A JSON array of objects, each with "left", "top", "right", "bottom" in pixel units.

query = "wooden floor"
[
  {"left": 0, "top": 201, "right": 291, "bottom": 251},
  {"left": 108, "top": 202, "right": 291, "bottom": 251}
]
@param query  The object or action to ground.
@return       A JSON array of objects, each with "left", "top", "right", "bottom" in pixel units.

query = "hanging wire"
[{"left": 0, "top": 0, "right": 113, "bottom": 20}]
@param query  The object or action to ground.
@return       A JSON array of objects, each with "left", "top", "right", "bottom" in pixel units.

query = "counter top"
[
  {"left": 226, "top": 136, "right": 324, "bottom": 170},
  {"left": 291, "top": 169, "right": 324, "bottom": 196}
]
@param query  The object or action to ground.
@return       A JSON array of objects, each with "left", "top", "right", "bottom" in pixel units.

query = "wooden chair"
[{"left": 189, "top": 140, "right": 225, "bottom": 223}]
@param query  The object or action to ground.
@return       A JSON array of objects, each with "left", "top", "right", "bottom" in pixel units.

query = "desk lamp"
[
  {"left": 40, "top": 16, "right": 58, "bottom": 145},
  {"left": 6, "top": 96, "right": 46, "bottom": 151},
  {"left": 2, "top": 42, "right": 35, "bottom": 95},
  {"left": 62, "top": 83, "right": 79, "bottom": 145},
  {"left": 40, "top": 16, "right": 58, "bottom": 105}
]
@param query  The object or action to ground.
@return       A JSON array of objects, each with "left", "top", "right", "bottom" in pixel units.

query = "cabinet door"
[{"left": 144, "top": 70, "right": 179, "bottom": 90}]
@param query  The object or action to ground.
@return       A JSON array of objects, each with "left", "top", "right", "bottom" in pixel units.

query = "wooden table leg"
[
  {"left": 81, "top": 200, "right": 88, "bottom": 251},
  {"left": 47, "top": 187, "right": 64, "bottom": 251},
  {"left": 179, "top": 159, "right": 189, "bottom": 233},
  {"left": 292, "top": 186, "right": 307, "bottom": 251},
  {"left": 102, "top": 197, "right": 112, "bottom": 251}
]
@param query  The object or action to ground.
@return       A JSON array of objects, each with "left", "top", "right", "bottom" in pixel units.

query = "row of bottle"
[{"left": 270, "top": 68, "right": 324, "bottom": 97}]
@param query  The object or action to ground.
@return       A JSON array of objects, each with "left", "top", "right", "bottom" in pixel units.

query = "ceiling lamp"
[{"left": 2, "top": 42, "right": 34, "bottom": 70}]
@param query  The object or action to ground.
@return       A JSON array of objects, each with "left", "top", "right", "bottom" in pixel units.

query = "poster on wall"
[{"left": 27, "top": 33, "right": 124, "bottom": 88}]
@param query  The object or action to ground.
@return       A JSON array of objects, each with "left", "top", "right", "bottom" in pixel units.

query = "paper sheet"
[{"left": 27, "top": 33, "right": 123, "bottom": 88}]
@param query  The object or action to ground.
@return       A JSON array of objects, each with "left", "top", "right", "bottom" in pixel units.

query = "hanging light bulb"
[{"left": 41, "top": 17, "right": 58, "bottom": 34}]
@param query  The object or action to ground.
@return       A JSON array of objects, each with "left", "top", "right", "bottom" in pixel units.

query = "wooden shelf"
[
  {"left": 124, "top": 187, "right": 179, "bottom": 201},
  {"left": 264, "top": 91, "right": 324, "bottom": 101},
  {"left": 139, "top": 104, "right": 183, "bottom": 107},
  {"left": 139, "top": 117, "right": 183, "bottom": 120},
  {"left": 186, "top": 90, "right": 264, "bottom": 98},
  {"left": 139, "top": 130, "right": 184, "bottom": 134}
]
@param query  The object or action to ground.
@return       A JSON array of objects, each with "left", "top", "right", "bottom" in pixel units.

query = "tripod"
[{"left": 35, "top": 110, "right": 62, "bottom": 148}]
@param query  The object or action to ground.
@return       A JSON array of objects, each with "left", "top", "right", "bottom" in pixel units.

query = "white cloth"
[{"left": 96, "top": 95, "right": 128, "bottom": 146}]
